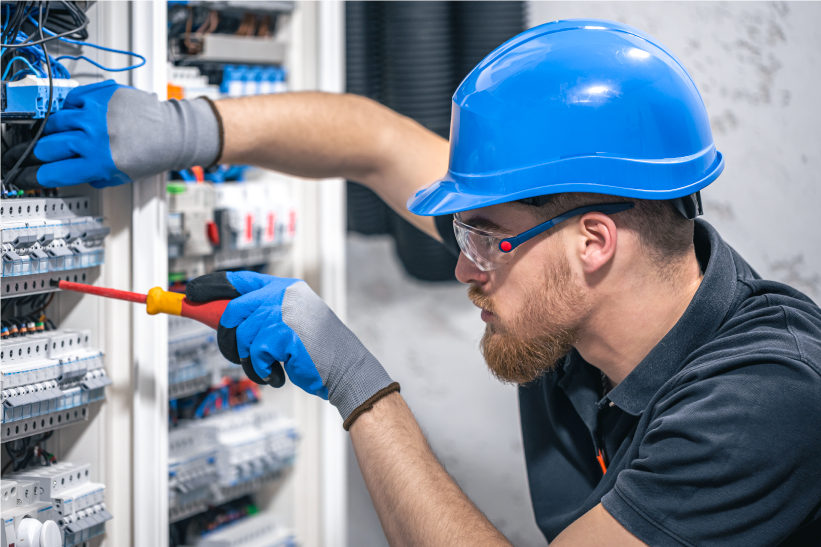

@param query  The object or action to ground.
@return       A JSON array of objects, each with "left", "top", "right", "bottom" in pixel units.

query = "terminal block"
[
  {"left": 7, "top": 462, "right": 111, "bottom": 547},
  {"left": 168, "top": 406, "right": 298, "bottom": 523},
  {"left": 193, "top": 513, "right": 296, "bottom": 547},
  {"left": 1, "top": 195, "right": 109, "bottom": 297},
  {"left": 1, "top": 77, "right": 80, "bottom": 119},
  {"left": 1, "top": 328, "right": 110, "bottom": 442}
]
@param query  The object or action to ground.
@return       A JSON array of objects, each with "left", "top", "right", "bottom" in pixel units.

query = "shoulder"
[{"left": 688, "top": 269, "right": 821, "bottom": 379}]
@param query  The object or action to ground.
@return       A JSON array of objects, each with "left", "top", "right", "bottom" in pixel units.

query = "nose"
[{"left": 455, "top": 252, "right": 489, "bottom": 285}]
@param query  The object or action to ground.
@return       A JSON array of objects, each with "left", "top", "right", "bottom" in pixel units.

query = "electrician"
[{"left": 5, "top": 20, "right": 821, "bottom": 546}]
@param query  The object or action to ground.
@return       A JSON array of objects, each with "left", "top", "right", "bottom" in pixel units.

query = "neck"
[{"left": 574, "top": 253, "right": 703, "bottom": 385}]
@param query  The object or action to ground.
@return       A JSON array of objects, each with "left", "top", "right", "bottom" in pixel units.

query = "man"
[{"left": 5, "top": 19, "right": 820, "bottom": 546}]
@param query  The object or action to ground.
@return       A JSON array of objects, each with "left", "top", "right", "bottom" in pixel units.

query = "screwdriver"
[{"left": 50, "top": 279, "right": 285, "bottom": 387}]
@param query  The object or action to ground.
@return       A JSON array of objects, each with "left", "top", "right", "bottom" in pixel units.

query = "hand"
[
  {"left": 2, "top": 80, "right": 221, "bottom": 189},
  {"left": 185, "top": 271, "right": 399, "bottom": 429}
]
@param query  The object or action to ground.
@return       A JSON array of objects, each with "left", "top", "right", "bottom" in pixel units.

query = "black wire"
[
  {"left": 1, "top": 1, "right": 88, "bottom": 49},
  {"left": 0, "top": 0, "right": 26, "bottom": 58},
  {"left": 1, "top": 298, "right": 14, "bottom": 313},
  {"left": 4, "top": 2, "right": 54, "bottom": 187}
]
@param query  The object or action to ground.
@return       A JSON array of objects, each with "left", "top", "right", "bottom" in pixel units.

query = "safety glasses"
[{"left": 453, "top": 202, "right": 635, "bottom": 271}]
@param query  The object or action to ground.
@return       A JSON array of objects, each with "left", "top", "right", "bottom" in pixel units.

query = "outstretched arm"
[
  {"left": 217, "top": 92, "right": 448, "bottom": 239},
  {"left": 2, "top": 82, "right": 447, "bottom": 240}
]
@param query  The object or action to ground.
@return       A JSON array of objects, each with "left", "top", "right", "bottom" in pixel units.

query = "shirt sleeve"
[
  {"left": 434, "top": 214, "right": 459, "bottom": 257},
  {"left": 601, "top": 358, "right": 821, "bottom": 547}
]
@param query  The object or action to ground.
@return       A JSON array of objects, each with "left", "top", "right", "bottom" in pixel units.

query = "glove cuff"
[
  {"left": 181, "top": 97, "right": 222, "bottom": 170},
  {"left": 329, "top": 351, "right": 396, "bottom": 427},
  {"left": 200, "top": 97, "right": 225, "bottom": 167},
  {"left": 342, "top": 382, "right": 401, "bottom": 431}
]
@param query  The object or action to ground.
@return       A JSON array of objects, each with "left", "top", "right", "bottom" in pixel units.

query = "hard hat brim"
[{"left": 408, "top": 151, "right": 724, "bottom": 216}]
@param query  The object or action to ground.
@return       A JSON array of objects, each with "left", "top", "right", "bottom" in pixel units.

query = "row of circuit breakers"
[
  {"left": 167, "top": 179, "right": 297, "bottom": 280},
  {"left": 1, "top": 192, "right": 112, "bottom": 547},
  {"left": 1, "top": 195, "right": 108, "bottom": 297}
]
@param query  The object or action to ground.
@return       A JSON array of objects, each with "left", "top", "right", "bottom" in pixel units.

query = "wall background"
[{"left": 346, "top": 3, "right": 821, "bottom": 546}]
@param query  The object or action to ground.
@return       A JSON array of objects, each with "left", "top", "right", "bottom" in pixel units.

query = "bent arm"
[
  {"left": 216, "top": 92, "right": 449, "bottom": 240},
  {"left": 349, "top": 391, "right": 511, "bottom": 546},
  {"left": 350, "top": 391, "right": 648, "bottom": 546}
]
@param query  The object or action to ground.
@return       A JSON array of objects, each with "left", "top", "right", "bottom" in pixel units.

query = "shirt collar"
[{"left": 602, "top": 220, "right": 738, "bottom": 416}]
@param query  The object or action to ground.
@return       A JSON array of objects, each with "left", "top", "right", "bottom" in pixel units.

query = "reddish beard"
[{"left": 469, "top": 252, "right": 590, "bottom": 384}]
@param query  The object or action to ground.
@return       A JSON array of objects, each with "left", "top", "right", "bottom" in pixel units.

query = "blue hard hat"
[{"left": 407, "top": 19, "right": 724, "bottom": 216}]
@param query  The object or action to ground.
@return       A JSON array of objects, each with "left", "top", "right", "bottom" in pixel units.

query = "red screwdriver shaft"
[
  {"left": 54, "top": 279, "right": 148, "bottom": 303},
  {"left": 53, "top": 280, "right": 230, "bottom": 330}
]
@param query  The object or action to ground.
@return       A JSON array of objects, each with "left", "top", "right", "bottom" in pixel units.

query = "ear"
[{"left": 574, "top": 213, "right": 618, "bottom": 275}]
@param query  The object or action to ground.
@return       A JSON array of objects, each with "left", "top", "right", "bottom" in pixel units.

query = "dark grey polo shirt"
[{"left": 436, "top": 217, "right": 821, "bottom": 546}]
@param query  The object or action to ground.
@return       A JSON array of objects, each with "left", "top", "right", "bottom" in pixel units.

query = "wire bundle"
[
  {"left": 3, "top": 432, "right": 55, "bottom": 473},
  {"left": 1, "top": 1, "right": 146, "bottom": 188}
]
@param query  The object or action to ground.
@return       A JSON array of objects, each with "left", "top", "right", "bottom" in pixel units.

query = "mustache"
[{"left": 468, "top": 285, "right": 496, "bottom": 314}]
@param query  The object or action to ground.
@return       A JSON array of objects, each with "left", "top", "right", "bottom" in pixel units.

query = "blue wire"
[
  {"left": 28, "top": 15, "right": 146, "bottom": 72},
  {"left": 9, "top": 69, "right": 37, "bottom": 81},
  {"left": 55, "top": 52, "right": 145, "bottom": 73},
  {"left": 1, "top": 55, "right": 43, "bottom": 79}
]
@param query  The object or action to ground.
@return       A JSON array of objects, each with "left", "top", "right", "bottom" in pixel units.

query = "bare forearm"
[
  {"left": 350, "top": 392, "right": 510, "bottom": 547},
  {"left": 215, "top": 92, "right": 447, "bottom": 239}
]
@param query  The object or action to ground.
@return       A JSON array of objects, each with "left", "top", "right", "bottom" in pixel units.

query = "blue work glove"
[
  {"left": 2, "top": 80, "right": 221, "bottom": 189},
  {"left": 185, "top": 271, "right": 400, "bottom": 430}
]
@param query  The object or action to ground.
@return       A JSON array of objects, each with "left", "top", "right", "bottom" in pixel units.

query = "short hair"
[{"left": 518, "top": 192, "right": 695, "bottom": 264}]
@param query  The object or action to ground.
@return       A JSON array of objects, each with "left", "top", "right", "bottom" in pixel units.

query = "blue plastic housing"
[{"left": 2, "top": 77, "right": 79, "bottom": 119}]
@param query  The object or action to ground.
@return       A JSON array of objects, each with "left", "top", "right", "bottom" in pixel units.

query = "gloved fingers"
[
  {"left": 42, "top": 109, "right": 92, "bottom": 134},
  {"left": 186, "top": 271, "right": 242, "bottom": 303},
  {"left": 233, "top": 305, "right": 273, "bottom": 356},
  {"left": 28, "top": 131, "right": 86, "bottom": 163},
  {"left": 247, "top": 321, "right": 328, "bottom": 398},
  {"left": 4, "top": 166, "right": 43, "bottom": 190},
  {"left": 216, "top": 323, "right": 242, "bottom": 364},
  {"left": 224, "top": 271, "right": 279, "bottom": 294},
  {"left": 61, "top": 79, "right": 121, "bottom": 109},
  {"left": 36, "top": 158, "right": 126, "bottom": 188},
  {"left": 218, "top": 281, "right": 288, "bottom": 329},
  {"left": 215, "top": 303, "right": 271, "bottom": 364},
  {"left": 2, "top": 141, "right": 45, "bottom": 171},
  {"left": 248, "top": 323, "right": 293, "bottom": 389},
  {"left": 239, "top": 357, "right": 286, "bottom": 388}
]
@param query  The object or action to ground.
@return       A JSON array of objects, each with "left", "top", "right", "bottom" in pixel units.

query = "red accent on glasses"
[{"left": 500, "top": 241, "right": 513, "bottom": 252}]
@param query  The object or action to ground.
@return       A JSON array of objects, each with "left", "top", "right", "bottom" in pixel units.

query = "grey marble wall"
[{"left": 345, "top": 4, "right": 820, "bottom": 546}]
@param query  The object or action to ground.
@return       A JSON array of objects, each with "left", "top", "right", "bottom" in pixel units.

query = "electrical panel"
[
  {"left": 1, "top": 188, "right": 114, "bottom": 546},
  {"left": 4, "top": 3, "right": 343, "bottom": 546},
  {"left": 165, "top": 4, "right": 309, "bottom": 546},
  {"left": 2, "top": 3, "right": 124, "bottom": 547}
]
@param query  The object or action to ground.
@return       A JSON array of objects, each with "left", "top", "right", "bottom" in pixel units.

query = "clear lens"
[{"left": 452, "top": 215, "right": 516, "bottom": 271}]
